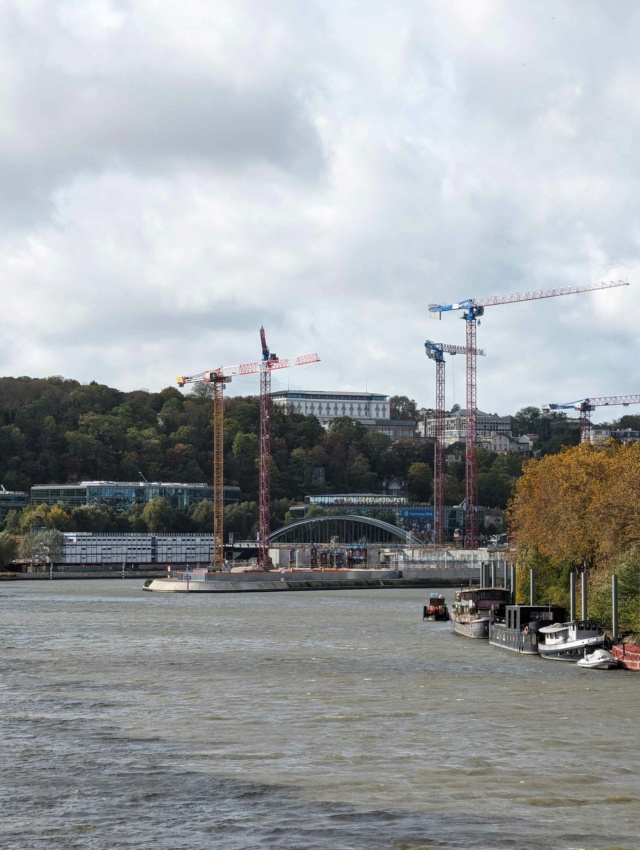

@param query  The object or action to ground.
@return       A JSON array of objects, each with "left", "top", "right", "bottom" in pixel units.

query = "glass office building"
[
  {"left": 0, "top": 489, "right": 30, "bottom": 521},
  {"left": 31, "top": 481, "right": 242, "bottom": 512}
]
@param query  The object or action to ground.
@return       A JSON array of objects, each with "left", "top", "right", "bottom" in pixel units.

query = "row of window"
[{"left": 275, "top": 393, "right": 387, "bottom": 402}]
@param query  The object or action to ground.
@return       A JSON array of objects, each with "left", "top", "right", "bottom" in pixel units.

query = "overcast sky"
[{"left": 1, "top": 0, "right": 639, "bottom": 421}]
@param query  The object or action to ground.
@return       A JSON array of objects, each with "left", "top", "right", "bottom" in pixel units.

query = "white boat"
[
  {"left": 577, "top": 648, "right": 618, "bottom": 670},
  {"left": 538, "top": 619, "right": 605, "bottom": 662}
]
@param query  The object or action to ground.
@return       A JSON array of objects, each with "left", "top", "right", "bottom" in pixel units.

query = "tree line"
[{"left": 4, "top": 375, "right": 636, "bottom": 545}]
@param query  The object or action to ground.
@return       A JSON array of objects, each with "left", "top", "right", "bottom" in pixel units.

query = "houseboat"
[
  {"left": 489, "top": 604, "right": 567, "bottom": 654},
  {"left": 450, "top": 587, "right": 512, "bottom": 639},
  {"left": 538, "top": 620, "right": 605, "bottom": 661}
]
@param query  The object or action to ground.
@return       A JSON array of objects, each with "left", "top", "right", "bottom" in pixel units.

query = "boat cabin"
[
  {"left": 494, "top": 604, "right": 567, "bottom": 633},
  {"left": 453, "top": 587, "right": 511, "bottom": 617}
]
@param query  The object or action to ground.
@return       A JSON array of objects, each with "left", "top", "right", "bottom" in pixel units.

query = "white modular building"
[{"left": 62, "top": 533, "right": 213, "bottom": 565}]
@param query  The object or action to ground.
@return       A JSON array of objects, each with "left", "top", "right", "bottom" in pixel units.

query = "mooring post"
[
  {"left": 510, "top": 563, "right": 516, "bottom": 603},
  {"left": 529, "top": 568, "right": 535, "bottom": 605},
  {"left": 612, "top": 574, "right": 618, "bottom": 641},
  {"left": 570, "top": 571, "right": 576, "bottom": 622},
  {"left": 581, "top": 569, "right": 588, "bottom": 620}
]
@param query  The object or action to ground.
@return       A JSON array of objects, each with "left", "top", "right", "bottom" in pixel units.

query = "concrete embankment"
[{"left": 8, "top": 570, "right": 168, "bottom": 581}]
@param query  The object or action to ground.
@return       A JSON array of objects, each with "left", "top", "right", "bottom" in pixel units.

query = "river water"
[{"left": 1, "top": 580, "right": 638, "bottom": 850}]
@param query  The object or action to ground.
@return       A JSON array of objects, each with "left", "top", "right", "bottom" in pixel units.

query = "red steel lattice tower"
[
  {"left": 429, "top": 279, "right": 629, "bottom": 549},
  {"left": 258, "top": 327, "right": 274, "bottom": 569},
  {"left": 178, "top": 347, "right": 319, "bottom": 569}
]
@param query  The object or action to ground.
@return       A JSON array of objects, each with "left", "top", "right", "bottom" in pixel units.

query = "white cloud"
[{"left": 1, "top": 0, "right": 640, "bottom": 425}]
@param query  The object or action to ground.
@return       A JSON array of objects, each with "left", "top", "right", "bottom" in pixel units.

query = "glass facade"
[
  {"left": 31, "top": 482, "right": 242, "bottom": 512},
  {"left": 0, "top": 490, "right": 30, "bottom": 521}
]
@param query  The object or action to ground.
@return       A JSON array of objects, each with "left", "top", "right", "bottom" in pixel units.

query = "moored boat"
[
  {"left": 489, "top": 604, "right": 566, "bottom": 654},
  {"left": 450, "top": 587, "right": 512, "bottom": 639},
  {"left": 610, "top": 642, "right": 640, "bottom": 671},
  {"left": 538, "top": 619, "right": 605, "bottom": 662},
  {"left": 423, "top": 592, "right": 450, "bottom": 621},
  {"left": 577, "top": 648, "right": 618, "bottom": 670}
]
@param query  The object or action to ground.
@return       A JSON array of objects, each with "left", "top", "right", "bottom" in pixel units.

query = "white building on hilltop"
[{"left": 271, "top": 390, "right": 390, "bottom": 426}]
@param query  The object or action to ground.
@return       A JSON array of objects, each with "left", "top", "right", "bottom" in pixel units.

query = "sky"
[{"left": 1, "top": 0, "right": 639, "bottom": 422}]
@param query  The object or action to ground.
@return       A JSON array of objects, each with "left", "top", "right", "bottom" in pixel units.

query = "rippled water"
[{"left": 1, "top": 580, "right": 638, "bottom": 850}]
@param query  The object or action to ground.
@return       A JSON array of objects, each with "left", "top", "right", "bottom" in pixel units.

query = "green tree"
[
  {"left": 0, "top": 530, "right": 17, "bottom": 567},
  {"left": 225, "top": 501, "right": 258, "bottom": 539},
  {"left": 141, "top": 498, "right": 177, "bottom": 532},
  {"left": 189, "top": 500, "right": 213, "bottom": 532},
  {"left": 478, "top": 471, "right": 514, "bottom": 509},
  {"left": 71, "top": 504, "right": 121, "bottom": 532},
  {"left": 515, "top": 406, "right": 542, "bottom": 434},
  {"left": 390, "top": 395, "right": 419, "bottom": 421},
  {"left": 406, "top": 462, "right": 433, "bottom": 502}
]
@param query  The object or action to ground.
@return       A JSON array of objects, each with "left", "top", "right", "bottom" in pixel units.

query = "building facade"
[
  {"left": 272, "top": 390, "right": 390, "bottom": 425},
  {"left": 62, "top": 532, "right": 212, "bottom": 565},
  {"left": 591, "top": 427, "right": 640, "bottom": 445},
  {"left": 0, "top": 488, "right": 30, "bottom": 521},
  {"left": 421, "top": 409, "right": 517, "bottom": 447},
  {"left": 30, "top": 481, "right": 242, "bottom": 512}
]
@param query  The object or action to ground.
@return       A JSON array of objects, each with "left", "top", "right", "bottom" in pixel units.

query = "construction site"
[{"left": 165, "top": 278, "right": 633, "bottom": 580}]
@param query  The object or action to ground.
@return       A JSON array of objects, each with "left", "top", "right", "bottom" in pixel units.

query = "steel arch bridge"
[{"left": 270, "top": 514, "right": 422, "bottom": 546}]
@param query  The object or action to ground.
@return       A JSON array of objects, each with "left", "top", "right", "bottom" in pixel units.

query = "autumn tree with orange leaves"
[{"left": 508, "top": 442, "right": 640, "bottom": 635}]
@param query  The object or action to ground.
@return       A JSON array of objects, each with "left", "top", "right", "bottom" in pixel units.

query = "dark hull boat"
[{"left": 489, "top": 604, "right": 567, "bottom": 655}]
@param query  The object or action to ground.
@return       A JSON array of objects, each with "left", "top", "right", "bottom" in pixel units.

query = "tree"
[
  {"left": 478, "top": 471, "right": 514, "bottom": 509},
  {"left": 71, "top": 504, "right": 121, "bottom": 532},
  {"left": 390, "top": 395, "right": 419, "bottom": 421},
  {"left": 515, "top": 406, "right": 542, "bottom": 434},
  {"left": 141, "top": 498, "right": 177, "bottom": 533},
  {"left": 0, "top": 531, "right": 17, "bottom": 567},
  {"left": 224, "top": 501, "right": 258, "bottom": 539},
  {"left": 19, "top": 529, "right": 64, "bottom": 563},
  {"left": 406, "top": 462, "right": 433, "bottom": 502},
  {"left": 189, "top": 500, "right": 213, "bottom": 532}
]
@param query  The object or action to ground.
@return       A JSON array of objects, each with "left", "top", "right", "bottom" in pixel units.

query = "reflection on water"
[{"left": 1, "top": 581, "right": 638, "bottom": 849}]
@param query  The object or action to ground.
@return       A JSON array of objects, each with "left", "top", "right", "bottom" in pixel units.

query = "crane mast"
[
  {"left": 258, "top": 327, "right": 277, "bottom": 569},
  {"left": 177, "top": 343, "right": 319, "bottom": 570},
  {"left": 425, "top": 341, "right": 485, "bottom": 546},
  {"left": 429, "top": 279, "right": 629, "bottom": 549}
]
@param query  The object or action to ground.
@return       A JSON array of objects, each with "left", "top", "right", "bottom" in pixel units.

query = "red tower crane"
[
  {"left": 544, "top": 394, "right": 640, "bottom": 443},
  {"left": 177, "top": 346, "right": 320, "bottom": 569},
  {"left": 429, "top": 279, "right": 629, "bottom": 549},
  {"left": 425, "top": 340, "right": 485, "bottom": 546}
]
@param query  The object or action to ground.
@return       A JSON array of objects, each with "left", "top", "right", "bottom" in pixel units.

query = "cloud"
[{"left": 1, "top": 0, "right": 640, "bottom": 425}]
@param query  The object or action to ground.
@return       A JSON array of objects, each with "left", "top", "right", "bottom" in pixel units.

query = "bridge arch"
[{"left": 270, "top": 514, "right": 422, "bottom": 546}]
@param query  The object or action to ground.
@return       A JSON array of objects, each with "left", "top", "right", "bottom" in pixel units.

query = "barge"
[
  {"left": 145, "top": 567, "right": 410, "bottom": 593},
  {"left": 489, "top": 604, "right": 567, "bottom": 654}
]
